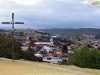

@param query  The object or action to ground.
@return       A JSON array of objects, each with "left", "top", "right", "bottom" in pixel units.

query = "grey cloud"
[{"left": 0, "top": 0, "right": 100, "bottom": 29}]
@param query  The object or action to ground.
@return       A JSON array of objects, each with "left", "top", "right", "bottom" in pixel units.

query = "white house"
[
  {"left": 43, "top": 57, "right": 62, "bottom": 63},
  {"left": 43, "top": 46, "right": 53, "bottom": 53},
  {"left": 43, "top": 56, "right": 68, "bottom": 64}
]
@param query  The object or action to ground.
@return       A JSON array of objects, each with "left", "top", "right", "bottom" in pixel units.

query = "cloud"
[
  {"left": 9, "top": 0, "right": 42, "bottom": 5},
  {"left": 94, "top": 9, "right": 100, "bottom": 15},
  {"left": 81, "top": 0, "right": 89, "bottom": 4},
  {"left": 0, "top": 0, "right": 100, "bottom": 29}
]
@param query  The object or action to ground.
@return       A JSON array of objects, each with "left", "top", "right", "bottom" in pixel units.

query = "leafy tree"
[
  {"left": 0, "top": 35, "right": 38, "bottom": 61},
  {"left": 62, "top": 44, "right": 68, "bottom": 53},
  {"left": 21, "top": 48, "right": 37, "bottom": 61},
  {"left": 0, "top": 35, "right": 21, "bottom": 59},
  {"left": 67, "top": 46, "right": 100, "bottom": 69}
]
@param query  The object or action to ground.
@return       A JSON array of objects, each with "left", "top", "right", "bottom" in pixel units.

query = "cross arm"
[
  {"left": 14, "top": 22, "right": 24, "bottom": 24},
  {"left": 2, "top": 22, "right": 11, "bottom": 24}
]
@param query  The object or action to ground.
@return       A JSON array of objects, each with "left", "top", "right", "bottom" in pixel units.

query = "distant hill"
[
  {"left": 39, "top": 28, "right": 100, "bottom": 37},
  {"left": 0, "top": 29, "right": 6, "bottom": 32}
]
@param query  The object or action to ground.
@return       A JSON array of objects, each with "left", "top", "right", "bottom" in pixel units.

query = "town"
[
  {"left": 1, "top": 0, "right": 100, "bottom": 75},
  {"left": 0, "top": 28, "right": 100, "bottom": 64}
]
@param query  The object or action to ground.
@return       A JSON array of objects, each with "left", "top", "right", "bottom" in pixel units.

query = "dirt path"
[{"left": 0, "top": 58, "right": 95, "bottom": 75}]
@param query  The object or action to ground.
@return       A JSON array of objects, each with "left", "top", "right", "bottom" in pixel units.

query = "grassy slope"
[
  {"left": 0, "top": 59, "right": 77, "bottom": 75},
  {"left": 34, "top": 62, "right": 100, "bottom": 75},
  {"left": 0, "top": 58, "right": 100, "bottom": 75}
]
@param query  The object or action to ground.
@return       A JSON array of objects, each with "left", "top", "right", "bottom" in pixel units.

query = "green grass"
[
  {"left": 40, "top": 63, "right": 100, "bottom": 75},
  {"left": 0, "top": 58, "right": 100, "bottom": 75},
  {"left": 64, "top": 65, "right": 100, "bottom": 75},
  {"left": 0, "top": 59, "right": 77, "bottom": 75}
]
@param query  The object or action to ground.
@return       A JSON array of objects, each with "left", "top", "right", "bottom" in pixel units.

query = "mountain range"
[{"left": 39, "top": 28, "right": 100, "bottom": 37}]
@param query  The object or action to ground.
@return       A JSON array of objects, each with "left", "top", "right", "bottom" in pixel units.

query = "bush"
[
  {"left": 0, "top": 35, "right": 21, "bottom": 59},
  {"left": 67, "top": 46, "right": 100, "bottom": 69},
  {"left": 21, "top": 49, "right": 37, "bottom": 61}
]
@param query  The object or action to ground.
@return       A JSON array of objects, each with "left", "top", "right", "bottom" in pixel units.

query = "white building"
[
  {"left": 43, "top": 57, "right": 62, "bottom": 63},
  {"left": 34, "top": 37, "right": 54, "bottom": 46}
]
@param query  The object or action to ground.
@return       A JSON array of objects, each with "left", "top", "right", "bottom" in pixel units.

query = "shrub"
[
  {"left": 0, "top": 35, "right": 21, "bottom": 59},
  {"left": 21, "top": 49, "right": 37, "bottom": 61},
  {"left": 67, "top": 46, "right": 100, "bottom": 69}
]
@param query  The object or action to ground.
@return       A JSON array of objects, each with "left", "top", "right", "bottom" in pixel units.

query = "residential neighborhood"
[
  {"left": 1, "top": 28, "right": 100, "bottom": 65},
  {"left": 0, "top": 29, "right": 73, "bottom": 64}
]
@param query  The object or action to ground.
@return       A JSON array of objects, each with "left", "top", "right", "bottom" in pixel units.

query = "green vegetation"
[
  {"left": 62, "top": 44, "right": 68, "bottom": 53},
  {"left": 67, "top": 46, "right": 100, "bottom": 69},
  {"left": 0, "top": 35, "right": 21, "bottom": 59},
  {"left": 0, "top": 35, "right": 37, "bottom": 61},
  {"left": 21, "top": 48, "right": 38, "bottom": 61}
]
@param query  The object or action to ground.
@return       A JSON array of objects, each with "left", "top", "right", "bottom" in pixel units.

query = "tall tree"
[
  {"left": 62, "top": 44, "right": 68, "bottom": 53},
  {"left": 0, "top": 35, "right": 21, "bottom": 59}
]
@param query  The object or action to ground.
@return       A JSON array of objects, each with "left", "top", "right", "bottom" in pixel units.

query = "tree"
[
  {"left": 20, "top": 48, "right": 37, "bottom": 61},
  {"left": 0, "top": 35, "right": 21, "bottom": 59},
  {"left": 68, "top": 46, "right": 100, "bottom": 69},
  {"left": 62, "top": 44, "right": 68, "bottom": 53}
]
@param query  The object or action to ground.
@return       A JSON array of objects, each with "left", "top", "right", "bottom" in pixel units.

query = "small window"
[{"left": 47, "top": 58, "right": 51, "bottom": 60}]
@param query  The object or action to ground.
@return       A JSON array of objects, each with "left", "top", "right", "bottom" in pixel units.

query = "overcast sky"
[{"left": 0, "top": 0, "right": 100, "bottom": 29}]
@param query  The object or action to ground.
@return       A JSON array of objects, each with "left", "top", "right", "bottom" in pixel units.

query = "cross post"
[{"left": 2, "top": 13, "right": 24, "bottom": 61}]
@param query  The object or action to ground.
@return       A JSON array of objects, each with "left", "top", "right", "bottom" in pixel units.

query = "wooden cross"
[{"left": 2, "top": 13, "right": 24, "bottom": 61}]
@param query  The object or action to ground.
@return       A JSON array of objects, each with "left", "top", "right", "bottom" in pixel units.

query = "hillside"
[
  {"left": 0, "top": 29, "right": 6, "bottom": 32},
  {"left": 0, "top": 58, "right": 99, "bottom": 75},
  {"left": 39, "top": 28, "right": 100, "bottom": 36}
]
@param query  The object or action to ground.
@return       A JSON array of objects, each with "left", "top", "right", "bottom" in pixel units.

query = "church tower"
[{"left": 50, "top": 37, "right": 54, "bottom": 46}]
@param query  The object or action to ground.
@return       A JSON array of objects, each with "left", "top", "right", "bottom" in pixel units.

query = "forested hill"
[{"left": 39, "top": 28, "right": 100, "bottom": 36}]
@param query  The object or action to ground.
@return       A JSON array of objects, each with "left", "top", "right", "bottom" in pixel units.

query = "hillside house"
[
  {"left": 21, "top": 40, "right": 30, "bottom": 51},
  {"left": 42, "top": 48, "right": 68, "bottom": 64}
]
